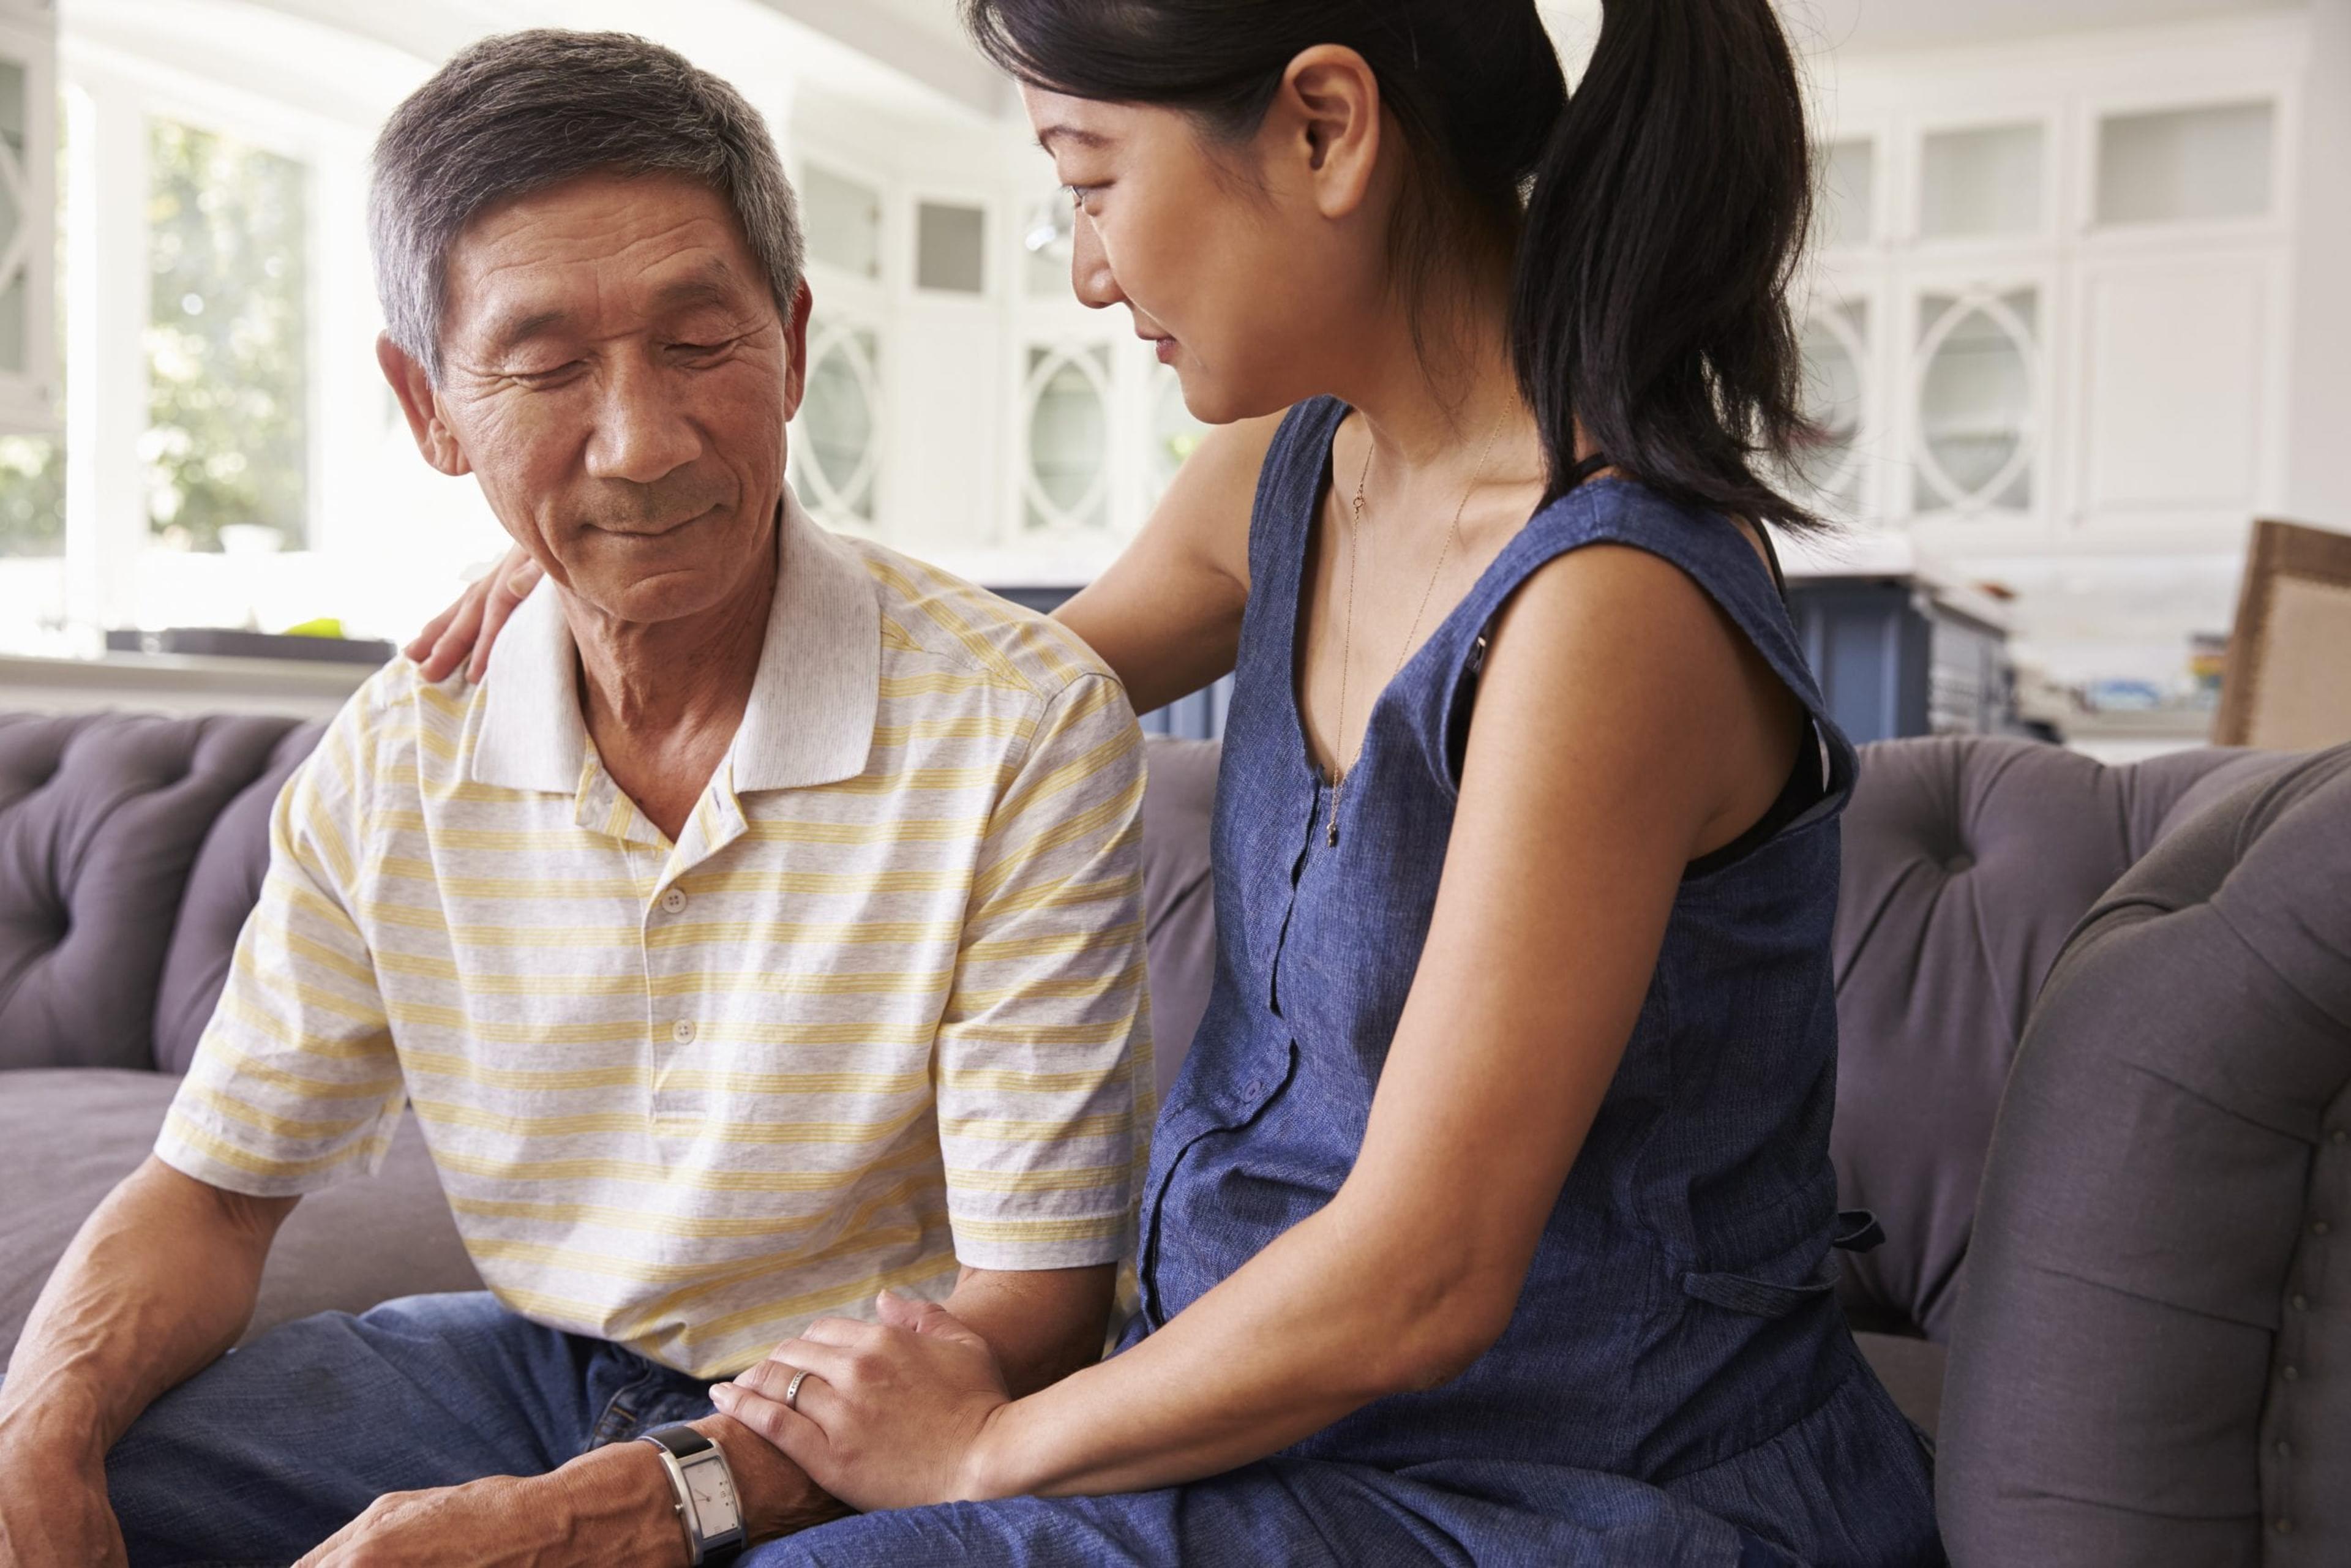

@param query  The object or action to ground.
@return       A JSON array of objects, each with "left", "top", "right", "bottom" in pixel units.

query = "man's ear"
[
  {"left": 780, "top": 280, "right": 815, "bottom": 424},
  {"left": 376, "top": 332, "right": 472, "bottom": 478}
]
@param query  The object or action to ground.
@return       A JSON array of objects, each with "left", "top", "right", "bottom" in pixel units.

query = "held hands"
[
  {"left": 711, "top": 1289, "right": 1015, "bottom": 1514},
  {"left": 403, "top": 545, "right": 541, "bottom": 685}
]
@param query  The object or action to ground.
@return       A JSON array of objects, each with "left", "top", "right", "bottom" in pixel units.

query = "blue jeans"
[
  {"left": 91, "top": 1291, "right": 714, "bottom": 1567},
  {"left": 78, "top": 1291, "right": 1814, "bottom": 1568}
]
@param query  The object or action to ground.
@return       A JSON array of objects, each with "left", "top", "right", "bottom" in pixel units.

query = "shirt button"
[
  {"left": 2276, "top": 1518, "right": 2294, "bottom": 1536},
  {"left": 2292, "top": 1294, "right": 2309, "bottom": 1311},
  {"left": 2333, "top": 1128, "right": 2348, "bottom": 1145},
  {"left": 2314, "top": 1220, "right": 2332, "bottom": 1237},
  {"left": 671, "top": 1019, "right": 696, "bottom": 1044},
  {"left": 2282, "top": 1365, "right": 2300, "bottom": 1382},
  {"left": 661, "top": 888, "right": 688, "bottom": 915}
]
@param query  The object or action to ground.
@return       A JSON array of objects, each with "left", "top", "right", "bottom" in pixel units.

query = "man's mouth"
[{"left": 589, "top": 505, "right": 718, "bottom": 539}]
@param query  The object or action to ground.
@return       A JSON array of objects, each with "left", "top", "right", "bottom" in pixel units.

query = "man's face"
[{"left": 387, "top": 171, "right": 809, "bottom": 628}]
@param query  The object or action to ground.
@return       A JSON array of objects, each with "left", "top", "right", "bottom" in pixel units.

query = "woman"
[{"left": 413, "top": 1, "right": 1942, "bottom": 1561}]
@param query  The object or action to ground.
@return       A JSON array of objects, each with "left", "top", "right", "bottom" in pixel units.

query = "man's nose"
[
  {"left": 1070, "top": 209, "right": 1123, "bottom": 312},
  {"left": 585, "top": 356, "right": 703, "bottom": 484}
]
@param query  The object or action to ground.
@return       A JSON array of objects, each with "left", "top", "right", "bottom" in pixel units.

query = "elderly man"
[{"left": 0, "top": 29, "right": 1150, "bottom": 1568}]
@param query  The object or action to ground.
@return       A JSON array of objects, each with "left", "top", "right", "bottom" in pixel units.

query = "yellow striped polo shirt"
[{"left": 155, "top": 496, "right": 1153, "bottom": 1377}]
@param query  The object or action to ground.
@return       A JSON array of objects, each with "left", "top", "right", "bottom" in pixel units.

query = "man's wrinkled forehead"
[{"left": 441, "top": 173, "right": 772, "bottom": 359}]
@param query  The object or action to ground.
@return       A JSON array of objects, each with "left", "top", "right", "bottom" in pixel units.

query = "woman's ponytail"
[{"left": 1512, "top": 0, "right": 1818, "bottom": 528}]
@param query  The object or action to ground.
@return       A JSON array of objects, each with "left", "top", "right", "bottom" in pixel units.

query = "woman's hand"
[
  {"left": 403, "top": 546, "right": 541, "bottom": 685},
  {"left": 710, "top": 1291, "right": 1014, "bottom": 1513}
]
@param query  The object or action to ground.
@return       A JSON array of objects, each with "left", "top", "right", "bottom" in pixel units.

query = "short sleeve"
[
  {"left": 933, "top": 672, "right": 1152, "bottom": 1271},
  {"left": 154, "top": 695, "right": 405, "bottom": 1198}
]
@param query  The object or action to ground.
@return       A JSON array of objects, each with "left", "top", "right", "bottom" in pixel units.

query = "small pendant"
[{"left": 1326, "top": 775, "right": 1342, "bottom": 848}]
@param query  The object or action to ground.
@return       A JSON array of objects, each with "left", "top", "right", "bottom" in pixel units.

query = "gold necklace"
[{"left": 1326, "top": 411, "right": 1507, "bottom": 848}]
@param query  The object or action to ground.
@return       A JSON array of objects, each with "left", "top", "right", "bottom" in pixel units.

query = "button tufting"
[{"left": 1941, "top": 854, "right": 1974, "bottom": 875}]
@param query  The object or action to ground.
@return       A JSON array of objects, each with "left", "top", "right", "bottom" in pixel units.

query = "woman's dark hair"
[{"left": 963, "top": 0, "right": 1821, "bottom": 531}]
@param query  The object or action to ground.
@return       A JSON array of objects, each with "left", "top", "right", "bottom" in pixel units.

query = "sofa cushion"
[
  {"left": 1831, "top": 737, "right": 2297, "bottom": 1341},
  {"left": 152, "top": 721, "right": 327, "bottom": 1075},
  {"left": 0, "top": 1069, "right": 480, "bottom": 1368},
  {"left": 1853, "top": 1332, "right": 1946, "bottom": 1439},
  {"left": 0, "top": 715, "right": 302, "bottom": 1073},
  {"left": 1938, "top": 744, "right": 2351, "bottom": 1566},
  {"left": 1138, "top": 738, "right": 1218, "bottom": 1103}
]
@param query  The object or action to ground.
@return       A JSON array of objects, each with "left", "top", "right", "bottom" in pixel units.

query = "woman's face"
[{"left": 1022, "top": 80, "right": 1390, "bottom": 426}]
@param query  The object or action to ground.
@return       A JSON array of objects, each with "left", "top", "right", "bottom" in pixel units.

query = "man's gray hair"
[{"left": 370, "top": 29, "right": 805, "bottom": 381}]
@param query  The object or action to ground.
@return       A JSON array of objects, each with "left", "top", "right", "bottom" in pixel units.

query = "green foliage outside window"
[
  {"left": 145, "top": 119, "right": 308, "bottom": 551},
  {"left": 0, "top": 92, "right": 63, "bottom": 560},
  {"left": 0, "top": 434, "right": 59, "bottom": 556}
]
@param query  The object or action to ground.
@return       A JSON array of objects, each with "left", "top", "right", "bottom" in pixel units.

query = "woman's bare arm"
[
  {"left": 1047, "top": 412, "right": 1273, "bottom": 712},
  {"left": 405, "top": 413, "right": 1280, "bottom": 705},
  {"left": 713, "top": 542, "right": 1804, "bottom": 1509}
]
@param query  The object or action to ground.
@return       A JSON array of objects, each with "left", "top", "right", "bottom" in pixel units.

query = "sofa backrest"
[
  {"left": 151, "top": 720, "right": 326, "bottom": 1073},
  {"left": 1827, "top": 736, "right": 2297, "bottom": 1340},
  {"left": 0, "top": 713, "right": 306, "bottom": 1072},
  {"left": 1938, "top": 743, "right": 2351, "bottom": 1566},
  {"left": 0, "top": 711, "right": 2306, "bottom": 1351},
  {"left": 0, "top": 711, "right": 1215, "bottom": 1082}
]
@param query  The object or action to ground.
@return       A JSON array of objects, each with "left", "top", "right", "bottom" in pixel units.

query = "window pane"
[
  {"left": 0, "top": 59, "right": 26, "bottom": 375},
  {"left": 1, "top": 93, "right": 64, "bottom": 560},
  {"left": 146, "top": 119, "right": 309, "bottom": 552},
  {"left": 0, "top": 433, "right": 61, "bottom": 555}
]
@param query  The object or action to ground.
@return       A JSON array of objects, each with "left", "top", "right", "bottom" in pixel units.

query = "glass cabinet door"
[
  {"left": 1790, "top": 299, "right": 1869, "bottom": 516},
  {"left": 793, "top": 321, "right": 880, "bottom": 525},
  {"left": 1022, "top": 344, "right": 1111, "bottom": 533},
  {"left": 803, "top": 163, "right": 883, "bottom": 282},
  {"left": 1913, "top": 288, "right": 2038, "bottom": 515},
  {"left": 1919, "top": 124, "right": 2044, "bottom": 240}
]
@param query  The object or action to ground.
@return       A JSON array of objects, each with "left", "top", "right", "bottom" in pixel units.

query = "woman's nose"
[{"left": 1070, "top": 209, "right": 1123, "bottom": 312}]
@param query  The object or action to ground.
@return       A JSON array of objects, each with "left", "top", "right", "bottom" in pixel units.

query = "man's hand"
[
  {"left": 292, "top": 1411, "right": 843, "bottom": 1566},
  {"left": 0, "top": 1440, "right": 127, "bottom": 1568}
]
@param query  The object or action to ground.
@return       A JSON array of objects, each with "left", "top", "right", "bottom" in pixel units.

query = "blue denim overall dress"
[{"left": 757, "top": 397, "right": 1943, "bottom": 1566}]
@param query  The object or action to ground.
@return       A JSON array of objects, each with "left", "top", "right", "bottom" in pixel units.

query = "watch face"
[{"left": 686, "top": 1454, "right": 741, "bottom": 1534}]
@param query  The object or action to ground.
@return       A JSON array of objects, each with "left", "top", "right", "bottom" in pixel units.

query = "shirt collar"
[{"left": 469, "top": 492, "right": 880, "bottom": 797}]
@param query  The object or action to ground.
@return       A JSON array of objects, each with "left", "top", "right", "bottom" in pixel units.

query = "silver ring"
[{"left": 783, "top": 1369, "right": 811, "bottom": 1411}]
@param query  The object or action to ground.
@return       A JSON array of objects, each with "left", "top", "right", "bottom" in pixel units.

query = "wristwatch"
[{"left": 637, "top": 1423, "right": 747, "bottom": 1564}]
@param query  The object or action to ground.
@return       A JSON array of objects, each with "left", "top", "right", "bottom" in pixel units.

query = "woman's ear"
[
  {"left": 375, "top": 333, "right": 472, "bottom": 478},
  {"left": 1272, "top": 44, "right": 1384, "bottom": 220}
]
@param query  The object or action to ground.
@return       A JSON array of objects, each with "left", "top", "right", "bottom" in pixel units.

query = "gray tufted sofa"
[{"left": 2, "top": 710, "right": 2345, "bottom": 1562}]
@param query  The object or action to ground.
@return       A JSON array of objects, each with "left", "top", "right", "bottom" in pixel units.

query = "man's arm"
[
  {"left": 0, "top": 1159, "right": 295, "bottom": 1568},
  {"left": 944, "top": 1264, "right": 1117, "bottom": 1397},
  {"left": 469, "top": 1264, "right": 1114, "bottom": 1566}
]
